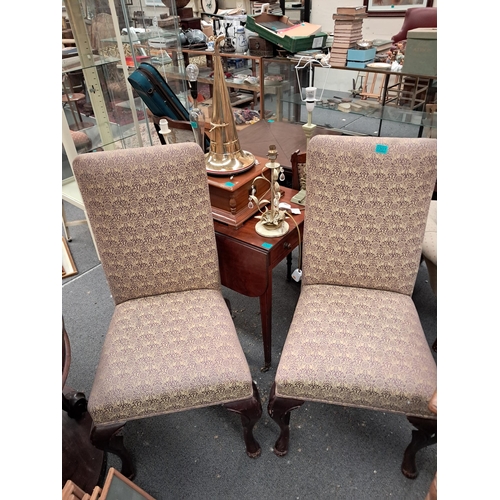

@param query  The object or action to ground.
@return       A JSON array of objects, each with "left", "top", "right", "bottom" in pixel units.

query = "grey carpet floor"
[{"left": 62, "top": 201, "right": 437, "bottom": 499}]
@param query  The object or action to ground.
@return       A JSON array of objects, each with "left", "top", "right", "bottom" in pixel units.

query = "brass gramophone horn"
[{"left": 204, "top": 34, "right": 255, "bottom": 175}]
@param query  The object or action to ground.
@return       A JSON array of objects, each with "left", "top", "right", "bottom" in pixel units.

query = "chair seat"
[
  {"left": 275, "top": 284, "right": 436, "bottom": 419},
  {"left": 89, "top": 288, "right": 254, "bottom": 425}
]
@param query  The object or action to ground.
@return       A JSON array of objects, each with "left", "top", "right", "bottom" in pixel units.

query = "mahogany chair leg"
[
  {"left": 267, "top": 382, "right": 304, "bottom": 457},
  {"left": 63, "top": 389, "right": 88, "bottom": 420},
  {"left": 401, "top": 416, "right": 437, "bottom": 479},
  {"left": 91, "top": 422, "right": 135, "bottom": 480},
  {"left": 224, "top": 381, "right": 262, "bottom": 458}
]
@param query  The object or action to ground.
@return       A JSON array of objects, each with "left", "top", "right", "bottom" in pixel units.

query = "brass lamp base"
[
  {"left": 205, "top": 150, "right": 256, "bottom": 176},
  {"left": 255, "top": 220, "right": 289, "bottom": 238}
]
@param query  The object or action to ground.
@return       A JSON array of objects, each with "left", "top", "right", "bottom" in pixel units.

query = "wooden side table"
[
  {"left": 62, "top": 92, "right": 91, "bottom": 131},
  {"left": 214, "top": 187, "right": 304, "bottom": 371}
]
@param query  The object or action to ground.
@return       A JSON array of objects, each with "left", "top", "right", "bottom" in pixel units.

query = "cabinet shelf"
[{"left": 175, "top": 49, "right": 265, "bottom": 115}]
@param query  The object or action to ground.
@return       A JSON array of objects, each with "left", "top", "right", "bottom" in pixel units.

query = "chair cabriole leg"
[
  {"left": 401, "top": 416, "right": 437, "bottom": 479},
  {"left": 267, "top": 382, "right": 304, "bottom": 457},
  {"left": 90, "top": 422, "right": 135, "bottom": 480},
  {"left": 224, "top": 381, "right": 262, "bottom": 458}
]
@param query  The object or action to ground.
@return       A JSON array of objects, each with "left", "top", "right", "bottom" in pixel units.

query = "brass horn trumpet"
[{"left": 204, "top": 34, "right": 255, "bottom": 175}]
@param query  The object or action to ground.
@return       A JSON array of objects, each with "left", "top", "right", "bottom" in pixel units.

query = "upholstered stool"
[{"left": 70, "top": 130, "right": 92, "bottom": 153}]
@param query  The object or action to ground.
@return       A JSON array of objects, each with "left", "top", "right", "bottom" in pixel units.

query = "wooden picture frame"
[
  {"left": 99, "top": 467, "right": 155, "bottom": 499},
  {"left": 62, "top": 238, "right": 78, "bottom": 279},
  {"left": 363, "top": 0, "right": 433, "bottom": 17}
]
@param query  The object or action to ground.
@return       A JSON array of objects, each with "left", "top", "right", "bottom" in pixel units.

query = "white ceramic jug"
[{"left": 234, "top": 26, "right": 248, "bottom": 54}]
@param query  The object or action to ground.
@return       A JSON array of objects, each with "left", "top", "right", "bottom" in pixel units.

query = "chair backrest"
[
  {"left": 303, "top": 136, "right": 437, "bottom": 296},
  {"left": 391, "top": 7, "right": 437, "bottom": 43},
  {"left": 73, "top": 143, "right": 221, "bottom": 305}
]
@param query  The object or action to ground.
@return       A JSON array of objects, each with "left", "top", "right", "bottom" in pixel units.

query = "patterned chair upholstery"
[
  {"left": 72, "top": 143, "right": 262, "bottom": 479},
  {"left": 268, "top": 136, "right": 437, "bottom": 479},
  {"left": 422, "top": 200, "right": 437, "bottom": 296}
]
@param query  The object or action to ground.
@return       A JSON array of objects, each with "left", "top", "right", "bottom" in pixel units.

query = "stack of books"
[
  {"left": 329, "top": 6, "right": 367, "bottom": 66},
  {"left": 372, "top": 39, "right": 394, "bottom": 61}
]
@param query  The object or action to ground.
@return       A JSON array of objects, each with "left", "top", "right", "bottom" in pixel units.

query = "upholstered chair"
[
  {"left": 268, "top": 136, "right": 437, "bottom": 479},
  {"left": 391, "top": 7, "right": 437, "bottom": 43},
  {"left": 72, "top": 143, "right": 262, "bottom": 479},
  {"left": 422, "top": 200, "right": 437, "bottom": 296}
]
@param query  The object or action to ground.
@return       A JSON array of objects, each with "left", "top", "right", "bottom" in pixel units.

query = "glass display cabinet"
[
  {"left": 62, "top": 0, "right": 189, "bottom": 157},
  {"left": 62, "top": 0, "right": 189, "bottom": 245},
  {"left": 261, "top": 57, "right": 437, "bottom": 138},
  {"left": 164, "top": 48, "right": 265, "bottom": 118}
]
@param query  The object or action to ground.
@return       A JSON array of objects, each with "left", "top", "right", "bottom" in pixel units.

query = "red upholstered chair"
[
  {"left": 268, "top": 136, "right": 437, "bottom": 479},
  {"left": 72, "top": 143, "right": 262, "bottom": 479},
  {"left": 392, "top": 7, "right": 437, "bottom": 43}
]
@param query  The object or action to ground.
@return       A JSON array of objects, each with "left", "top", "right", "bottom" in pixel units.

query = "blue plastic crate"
[
  {"left": 346, "top": 60, "right": 374, "bottom": 69},
  {"left": 346, "top": 47, "right": 376, "bottom": 62}
]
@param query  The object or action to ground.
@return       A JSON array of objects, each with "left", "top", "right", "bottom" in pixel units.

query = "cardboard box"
[
  {"left": 403, "top": 28, "right": 437, "bottom": 77},
  {"left": 201, "top": 21, "right": 214, "bottom": 38},
  {"left": 246, "top": 12, "right": 327, "bottom": 53},
  {"left": 347, "top": 47, "right": 376, "bottom": 62}
]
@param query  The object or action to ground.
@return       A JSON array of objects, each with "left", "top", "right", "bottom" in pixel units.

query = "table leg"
[{"left": 259, "top": 271, "right": 273, "bottom": 372}]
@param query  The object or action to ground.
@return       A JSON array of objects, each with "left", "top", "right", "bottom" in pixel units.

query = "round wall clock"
[{"left": 201, "top": 0, "right": 218, "bottom": 14}]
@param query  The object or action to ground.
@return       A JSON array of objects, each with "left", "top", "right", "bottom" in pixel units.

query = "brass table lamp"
[{"left": 204, "top": 34, "right": 255, "bottom": 175}]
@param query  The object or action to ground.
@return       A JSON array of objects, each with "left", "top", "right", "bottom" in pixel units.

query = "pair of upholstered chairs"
[{"left": 72, "top": 136, "right": 437, "bottom": 482}]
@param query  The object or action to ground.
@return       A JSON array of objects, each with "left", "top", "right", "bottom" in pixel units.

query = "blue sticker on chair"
[
  {"left": 267, "top": 119, "right": 275, "bottom": 123},
  {"left": 261, "top": 242, "right": 273, "bottom": 249},
  {"left": 225, "top": 182, "right": 235, "bottom": 187},
  {"left": 375, "top": 144, "right": 388, "bottom": 154},
  {"left": 190, "top": 121, "right": 198, "bottom": 129}
]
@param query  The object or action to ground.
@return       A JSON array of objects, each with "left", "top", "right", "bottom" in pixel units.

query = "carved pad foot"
[
  {"left": 224, "top": 381, "right": 262, "bottom": 458},
  {"left": 63, "top": 390, "right": 88, "bottom": 420},
  {"left": 91, "top": 422, "right": 135, "bottom": 480},
  {"left": 267, "top": 382, "right": 304, "bottom": 457},
  {"left": 401, "top": 416, "right": 437, "bottom": 479}
]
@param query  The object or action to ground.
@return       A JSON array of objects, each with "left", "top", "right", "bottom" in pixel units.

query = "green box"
[
  {"left": 246, "top": 12, "right": 327, "bottom": 54},
  {"left": 403, "top": 28, "right": 437, "bottom": 78}
]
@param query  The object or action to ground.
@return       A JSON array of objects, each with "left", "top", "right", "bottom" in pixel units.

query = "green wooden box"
[
  {"left": 403, "top": 28, "right": 437, "bottom": 78},
  {"left": 246, "top": 12, "right": 327, "bottom": 53}
]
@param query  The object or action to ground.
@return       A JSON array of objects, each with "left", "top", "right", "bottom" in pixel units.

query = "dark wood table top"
[
  {"left": 236, "top": 120, "right": 341, "bottom": 168},
  {"left": 213, "top": 186, "right": 304, "bottom": 247}
]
